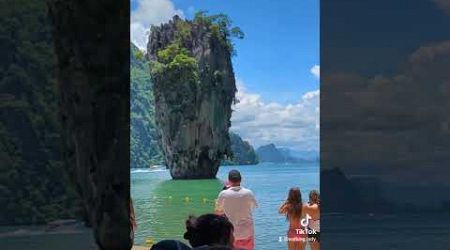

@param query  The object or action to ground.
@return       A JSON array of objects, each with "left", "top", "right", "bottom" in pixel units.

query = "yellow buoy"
[
  {"left": 145, "top": 238, "right": 155, "bottom": 245},
  {"left": 184, "top": 197, "right": 191, "bottom": 202},
  {"left": 202, "top": 198, "right": 207, "bottom": 203}
]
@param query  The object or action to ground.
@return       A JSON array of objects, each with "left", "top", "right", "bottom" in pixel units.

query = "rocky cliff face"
[
  {"left": 256, "top": 143, "right": 308, "bottom": 163},
  {"left": 48, "top": 1, "right": 131, "bottom": 249},
  {"left": 148, "top": 16, "right": 237, "bottom": 179},
  {"left": 0, "top": 0, "right": 79, "bottom": 225},
  {"left": 256, "top": 144, "right": 286, "bottom": 163},
  {"left": 222, "top": 132, "right": 259, "bottom": 165}
]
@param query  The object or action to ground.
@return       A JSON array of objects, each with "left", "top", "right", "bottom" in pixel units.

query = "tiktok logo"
[{"left": 300, "top": 213, "right": 312, "bottom": 227}]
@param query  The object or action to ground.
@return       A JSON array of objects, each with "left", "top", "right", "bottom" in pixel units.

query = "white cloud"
[
  {"left": 310, "top": 65, "right": 320, "bottom": 79},
  {"left": 130, "top": 22, "right": 151, "bottom": 51},
  {"left": 231, "top": 79, "right": 319, "bottom": 151},
  {"left": 131, "top": 0, "right": 184, "bottom": 50}
]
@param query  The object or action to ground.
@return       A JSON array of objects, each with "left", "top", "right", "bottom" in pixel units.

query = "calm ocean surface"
[{"left": 131, "top": 162, "right": 320, "bottom": 249}]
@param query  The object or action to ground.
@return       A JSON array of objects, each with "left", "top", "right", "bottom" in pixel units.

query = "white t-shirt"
[{"left": 216, "top": 186, "right": 258, "bottom": 239}]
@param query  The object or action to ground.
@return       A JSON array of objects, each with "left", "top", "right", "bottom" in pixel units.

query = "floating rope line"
[{"left": 149, "top": 196, "right": 218, "bottom": 204}]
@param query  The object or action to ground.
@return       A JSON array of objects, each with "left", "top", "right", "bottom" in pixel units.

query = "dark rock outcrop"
[
  {"left": 148, "top": 16, "right": 237, "bottom": 179},
  {"left": 256, "top": 143, "right": 315, "bottom": 163},
  {"left": 285, "top": 149, "right": 319, "bottom": 162},
  {"left": 222, "top": 132, "right": 259, "bottom": 165},
  {"left": 0, "top": 0, "right": 79, "bottom": 226},
  {"left": 256, "top": 144, "right": 285, "bottom": 163},
  {"left": 48, "top": 1, "right": 131, "bottom": 249},
  {"left": 321, "top": 168, "right": 366, "bottom": 213}
]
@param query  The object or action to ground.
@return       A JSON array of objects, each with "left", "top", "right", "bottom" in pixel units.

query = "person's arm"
[
  {"left": 302, "top": 204, "right": 309, "bottom": 218},
  {"left": 130, "top": 199, "right": 137, "bottom": 231},
  {"left": 279, "top": 203, "right": 287, "bottom": 214},
  {"left": 307, "top": 203, "right": 320, "bottom": 219},
  {"left": 249, "top": 190, "right": 258, "bottom": 209},
  {"left": 215, "top": 192, "right": 225, "bottom": 215}
]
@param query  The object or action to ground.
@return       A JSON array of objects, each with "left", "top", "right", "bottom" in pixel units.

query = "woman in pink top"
[{"left": 279, "top": 187, "right": 308, "bottom": 250}]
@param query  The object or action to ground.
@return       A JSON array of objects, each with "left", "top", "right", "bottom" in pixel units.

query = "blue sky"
[
  {"left": 132, "top": 0, "right": 319, "bottom": 104},
  {"left": 131, "top": 0, "right": 319, "bottom": 151}
]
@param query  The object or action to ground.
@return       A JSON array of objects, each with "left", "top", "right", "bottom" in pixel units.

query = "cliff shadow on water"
[{"left": 147, "top": 13, "right": 243, "bottom": 179}]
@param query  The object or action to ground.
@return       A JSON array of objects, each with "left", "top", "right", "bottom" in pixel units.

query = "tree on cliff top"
[
  {"left": 150, "top": 12, "right": 244, "bottom": 107},
  {"left": 193, "top": 11, "right": 244, "bottom": 56},
  {"left": 151, "top": 11, "right": 244, "bottom": 69}
]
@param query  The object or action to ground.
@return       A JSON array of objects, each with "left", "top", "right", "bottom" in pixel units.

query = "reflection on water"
[{"left": 131, "top": 163, "right": 320, "bottom": 249}]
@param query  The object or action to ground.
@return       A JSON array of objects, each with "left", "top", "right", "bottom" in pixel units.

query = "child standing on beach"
[{"left": 279, "top": 187, "right": 307, "bottom": 250}]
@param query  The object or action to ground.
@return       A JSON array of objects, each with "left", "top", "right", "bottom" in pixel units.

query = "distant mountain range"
[
  {"left": 280, "top": 148, "right": 319, "bottom": 162},
  {"left": 256, "top": 144, "right": 318, "bottom": 163}
]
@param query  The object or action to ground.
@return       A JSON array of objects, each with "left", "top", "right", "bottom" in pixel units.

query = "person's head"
[
  {"left": 184, "top": 214, "right": 234, "bottom": 248},
  {"left": 228, "top": 170, "right": 241, "bottom": 186},
  {"left": 222, "top": 180, "right": 231, "bottom": 190},
  {"left": 193, "top": 246, "right": 233, "bottom": 250},
  {"left": 150, "top": 240, "right": 192, "bottom": 250},
  {"left": 285, "top": 187, "right": 303, "bottom": 219},
  {"left": 309, "top": 190, "right": 320, "bottom": 205}
]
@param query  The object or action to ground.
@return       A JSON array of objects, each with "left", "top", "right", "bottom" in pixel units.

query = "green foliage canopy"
[
  {"left": 194, "top": 11, "right": 244, "bottom": 55},
  {"left": 130, "top": 43, "right": 164, "bottom": 167}
]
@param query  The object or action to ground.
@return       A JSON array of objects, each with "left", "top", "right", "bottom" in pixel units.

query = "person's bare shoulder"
[
  {"left": 218, "top": 189, "right": 228, "bottom": 198},
  {"left": 279, "top": 203, "right": 288, "bottom": 214},
  {"left": 302, "top": 203, "right": 309, "bottom": 212},
  {"left": 308, "top": 203, "right": 319, "bottom": 211}
]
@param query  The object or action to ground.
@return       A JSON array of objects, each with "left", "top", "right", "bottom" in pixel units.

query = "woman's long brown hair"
[
  {"left": 309, "top": 190, "right": 320, "bottom": 206},
  {"left": 284, "top": 187, "right": 303, "bottom": 219}
]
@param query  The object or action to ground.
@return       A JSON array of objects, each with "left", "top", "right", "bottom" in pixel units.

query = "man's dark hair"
[
  {"left": 184, "top": 214, "right": 234, "bottom": 247},
  {"left": 228, "top": 169, "right": 241, "bottom": 182},
  {"left": 193, "top": 246, "right": 233, "bottom": 250},
  {"left": 151, "top": 240, "right": 192, "bottom": 250}
]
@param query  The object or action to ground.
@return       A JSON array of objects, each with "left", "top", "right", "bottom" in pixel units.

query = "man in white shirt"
[{"left": 216, "top": 170, "right": 258, "bottom": 250}]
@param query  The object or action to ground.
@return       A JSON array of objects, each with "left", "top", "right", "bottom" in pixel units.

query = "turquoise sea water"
[{"left": 131, "top": 162, "right": 320, "bottom": 249}]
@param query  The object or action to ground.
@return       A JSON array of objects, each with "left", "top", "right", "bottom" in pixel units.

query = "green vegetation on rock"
[
  {"left": 132, "top": 13, "right": 250, "bottom": 173},
  {"left": 131, "top": 41, "right": 257, "bottom": 168},
  {"left": 131, "top": 43, "right": 164, "bottom": 168},
  {"left": 148, "top": 13, "right": 242, "bottom": 178},
  {"left": 193, "top": 11, "right": 244, "bottom": 55},
  {"left": 0, "top": 0, "right": 79, "bottom": 224},
  {"left": 151, "top": 43, "right": 200, "bottom": 91},
  {"left": 222, "top": 132, "right": 259, "bottom": 165},
  {"left": 151, "top": 11, "right": 244, "bottom": 84}
]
